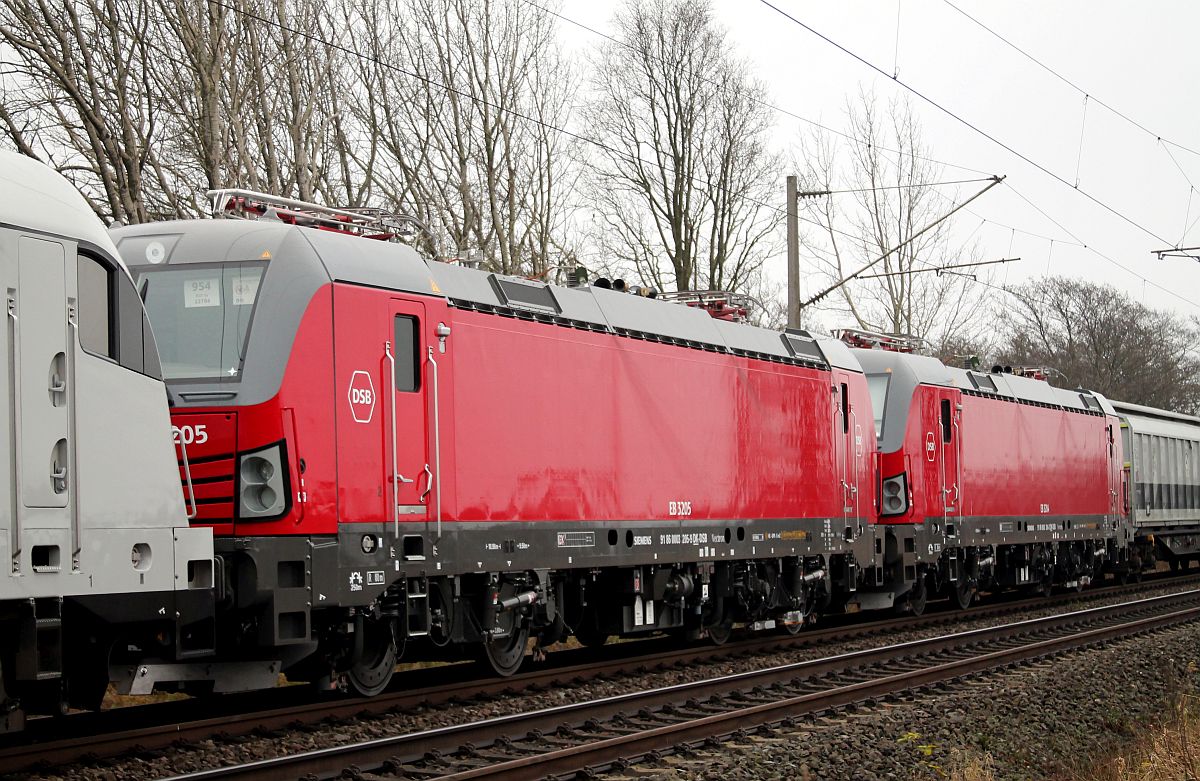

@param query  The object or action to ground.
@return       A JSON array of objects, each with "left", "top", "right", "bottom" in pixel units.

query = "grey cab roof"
[
  {"left": 852, "top": 347, "right": 1114, "bottom": 451},
  {"left": 853, "top": 348, "right": 1105, "bottom": 411},
  {"left": 111, "top": 217, "right": 864, "bottom": 375}
]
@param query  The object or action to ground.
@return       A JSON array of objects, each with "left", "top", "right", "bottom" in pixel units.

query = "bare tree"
[
  {"left": 999, "top": 277, "right": 1200, "bottom": 412},
  {"left": 0, "top": 0, "right": 575, "bottom": 271},
  {"left": 0, "top": 0, "right": 175, "bottom": 222},
  {"left": 795, "top": 92, "right": 992, "bottom": 349},
  {"left": 0, "top": 0, "right": 363, "bottom": 220},
  {"left": 213, "top": 0, "right": 359, "bottom": 205},
  {"left": 583, "top": 0, "right": 779, "bottom": 293},
  {"left": 344, "top": 0, "right": 579, "bottom": 273}
]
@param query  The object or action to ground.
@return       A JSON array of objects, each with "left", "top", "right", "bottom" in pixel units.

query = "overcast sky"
[{"left": 558, "top": 0, "right": 1200, "bottom": 323}]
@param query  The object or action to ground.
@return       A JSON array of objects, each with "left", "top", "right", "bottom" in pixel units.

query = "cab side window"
[
  {"left": 77, "top": 253, "right": 113, "bottom": 358},
  {"left": 77, "top": 252, "right": 155, "bottom": 377},
  {"left": 116, "top": 272, "right": 144, "bottom": 373},
  {"left": 394, "top": 315, "right": 420, "bottom": 392}
]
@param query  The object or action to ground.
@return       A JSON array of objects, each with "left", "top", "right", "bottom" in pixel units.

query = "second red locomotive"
[{"left": 852, "top": 342, "right": 1126, "bottom": 614}]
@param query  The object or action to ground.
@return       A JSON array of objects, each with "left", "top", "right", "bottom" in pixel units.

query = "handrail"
[
  {"left": 7, "top": 293, "right": 20, "bottom": 574},
  {"left": 178, "top": 434, "right": 197, "bottom": 520},
  {"left": 952, "top": 418, "right": 962, "bottom": 507},
  {"left": 66, "top": 313, "right": 80, "bottom": 570},
  {"left": 427, "top": 346, "right": 442, "bottom": 541},
  {"left": 385, "top": 341, "right": 399, "bottom": 542},
  {"left": 850, "top": 408, "right": 860, "bottom": 519}
]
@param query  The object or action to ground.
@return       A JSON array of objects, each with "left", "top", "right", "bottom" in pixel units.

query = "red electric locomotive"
[
  {"left": 851, "top": 341, "right": 1126, "bottom": 614},
  {"left": 113, "top": 191, "right": 878, "bottom": 692}
]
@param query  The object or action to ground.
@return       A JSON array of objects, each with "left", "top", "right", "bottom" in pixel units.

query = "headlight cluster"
[
  {"left": 239, "top": 443, "right": 287, "bottom": 519},
  {"left": 881, "top": 473, "right": 909, "bottom": 516}
]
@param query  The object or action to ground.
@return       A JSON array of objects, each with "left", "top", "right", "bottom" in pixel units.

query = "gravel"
[
  {"left": 22, "top": 581, "right": 1200, "bottom": 781},
  {"left": 607, "top": 620, "right": 1200, "bottom": 781}
]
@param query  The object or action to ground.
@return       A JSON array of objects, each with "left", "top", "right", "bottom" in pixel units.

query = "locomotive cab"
[
  {"left": 0, "top": 151, "right": 214, "bottom": 723},
  {"left": 116, "top": 200, "right": 468, "bottom": 689}
]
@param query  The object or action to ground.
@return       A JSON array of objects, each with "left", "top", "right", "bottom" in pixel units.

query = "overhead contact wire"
[
  {"left": 756, "top": 1, "right": 1200, "bottom": 309},
  {"left": 940, "top": 0, "right": 1200, "bottom": 160},
  {"left": 524, "top": 0, "right": 994, "bottom": 177}
]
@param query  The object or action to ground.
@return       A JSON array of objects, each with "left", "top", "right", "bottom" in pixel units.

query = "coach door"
[
  {"left": 938, "top": 391, "right": 960, "bottom": 519},
  {"left": 834, "top": 373, "right": 858, "bottom": 527},
  {"left": 386, "top": 300, "right": 432, "bottom": 548}
]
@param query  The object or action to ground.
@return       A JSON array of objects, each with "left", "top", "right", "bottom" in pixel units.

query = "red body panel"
[
  {"left": 175, "top": 281, "right": 880, "bottom": 535},
  {"left": 439, "top": 308, "right": 875, "bottom": 524},
  {"left": 881, "top": 384, "right": 1121, "bottom": 525}
]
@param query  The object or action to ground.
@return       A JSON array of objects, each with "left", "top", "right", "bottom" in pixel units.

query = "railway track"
[
  {"left": 1, "top": 572, "right": 1196, "bottom": 776},
  {"left": 159, "top": 587, "right": 1200, "bottom": 781}
]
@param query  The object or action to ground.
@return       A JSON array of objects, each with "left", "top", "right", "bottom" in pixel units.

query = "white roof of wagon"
[
  {"left": 1111, "top": 399, "right": 1200, "bottom": 438},
  {"left": 0, "top": 151, "right": 121, "bottom": 260}
]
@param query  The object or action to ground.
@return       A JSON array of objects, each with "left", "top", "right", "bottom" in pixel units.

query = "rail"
[
  {"left": 9, "top": 574, "right": 1195, "bottom": 779},
  {"left": 152, "top": 588, "right": 1200, "bottom": 781}
]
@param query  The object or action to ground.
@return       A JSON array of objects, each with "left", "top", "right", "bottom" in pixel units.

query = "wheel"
[
  {"left": 706, "top": 619, "right": 734, "bottom": 645},
  {"left": 345, "top": 619, "right": 399, "bottom": 698},
  {"left": 482, "top": 621, "right": 530, "bottom": 677},
  {"left": 573, "top": 608, "right": 610, "bottom": 649},
  {"left": 894, "top": 575, "right": 928, "bottom": 617},
  {"left": 779, "top": 611, "right": 806, "bottom": 636},
  {"left": 954, "top": 577, "right": 975, "bottom": 610},
  {"left": 702, "top": 598, "right": 733, "bottom": 645},
  {"left": 1170, "top": 558, "right": 1180, "bottom": 573},
  {"left": 909, "top": 576, "right": 929, "bottom": 617}
]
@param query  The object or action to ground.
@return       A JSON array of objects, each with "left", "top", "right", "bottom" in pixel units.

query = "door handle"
[
  {"left": 395, "top": 473, "right": 414, "bottom": 484},
  {"left": 51, "top": 463, "right": 67, "bottom": 492}
]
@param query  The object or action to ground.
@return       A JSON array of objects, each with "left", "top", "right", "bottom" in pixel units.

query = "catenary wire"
[
  {"left": 1004, "top": 183, "right": 1200, "bottom": 309},
  {"left": 940, "top": 0, "right": 1200, "bottom": 160},
  {"left": 756, "top": 0, "right": 1180, "bottom": 249},
  {"left": 524, "top": 0, "right": 995, "bottom": 177},
  {"left": 753, "top": 1, "right": 1200, "bottom": 309},
  {"left": 880, "top": 142, "right": 1200, "bottom": 310}
]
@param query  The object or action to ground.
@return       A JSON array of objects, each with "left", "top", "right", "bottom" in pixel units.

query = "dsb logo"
[{"left": 348, "top": 371, "right": 376, "bottom": 423}]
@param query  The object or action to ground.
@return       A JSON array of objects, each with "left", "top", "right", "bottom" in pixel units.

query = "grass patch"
[{"left": 1085, "top": 692, "right": 1200, "bottom": 781}]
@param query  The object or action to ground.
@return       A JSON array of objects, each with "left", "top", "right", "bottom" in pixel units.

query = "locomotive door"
[
  {"left": 387, "top": 300, "right": 431, "bottom": 538},
  {"left": 833, "top": 373, "right": 858, "bottom": 524},
  {"left": 938, "top": 391, "right": 960, "bottom": 518},
  {"left": 0, "top": 235, "right": 74, "bottom": 573},
  {"left": 1105, "top": 423, "right": 1119, "bottom": 516}
]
